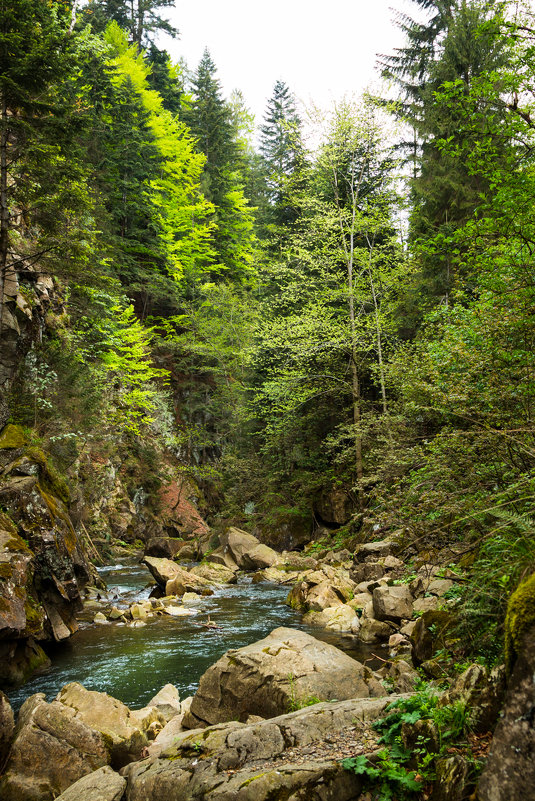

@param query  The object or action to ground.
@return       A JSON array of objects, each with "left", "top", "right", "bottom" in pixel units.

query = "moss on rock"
[
  {"left": 0, "top": 424, "right": 27, "bottom": 449},
  {"left": 505, "top": 572, "right": 535, "bottom": 673}
]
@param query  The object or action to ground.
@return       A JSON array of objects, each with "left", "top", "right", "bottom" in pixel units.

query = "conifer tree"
[
  {"left": 81, "top": 0, "right": 178, "bottom": 50},
  {"left": 184, "top": 50, "right": 254, "bottom": 281},
  {"left": 259, "top": 81, "right": 305, "bottom": 229}
]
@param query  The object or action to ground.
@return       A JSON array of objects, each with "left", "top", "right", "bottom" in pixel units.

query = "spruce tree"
[
  {"left": 381, "top": 0, "right": 508, "bottom": 302},
  {"left": 81, "top": 0, "right": 178, "bottom": 50},
  {"left": 259, "top": 81, "right": 304, "bottom": 229},
  {"left": 0, "top": 0, "right": 94, "bottom": 331},
  {"left": 184, "top": 50, "right": 254, "bottom": 280}
]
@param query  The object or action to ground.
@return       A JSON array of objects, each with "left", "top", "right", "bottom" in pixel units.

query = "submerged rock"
[{"left": 182, "top": 626, "right": 383, "bottom": 729}]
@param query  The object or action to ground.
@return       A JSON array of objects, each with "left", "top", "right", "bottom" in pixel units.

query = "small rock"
[{"left": 94, "top": 612, "right": 108, "bottom": 624}]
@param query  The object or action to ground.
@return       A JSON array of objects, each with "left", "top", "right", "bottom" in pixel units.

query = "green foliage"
[{"left": 342, "top": 686, "right": 469, "bottom": 800}]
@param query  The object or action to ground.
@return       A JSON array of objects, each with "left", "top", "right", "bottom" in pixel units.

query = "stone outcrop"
[
  {"left": 182, "top": 627, "right": 385, "bottom": 729},
  {"left": 124, "top": 693, "right": 407, "bottom": 801},
  {"left": 0, "top": 693, "right": 110, "bottom": 801},
  {"left": 0, "top": 427, "right": 96, "bottom": 684},
  {"left": 54, "top": 766, "right": 126, "bottom": 801}
]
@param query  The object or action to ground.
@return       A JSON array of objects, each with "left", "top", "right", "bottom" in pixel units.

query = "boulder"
[
  {"left": 54, "top": 766, "right": 126, "bottom": 801},
  {"left": 280, "top": 551, "right": 318, "bottom": 571},
  {"left": 125, "top": 694, "right": 408, "bottom": 801},
  {"left": 306, "top": 580, "right": 345, "bottom": 611},
  {"left": 303, "top": 604, "right": 362, "bottom": 634},
  {"left": 0, "top": 694, "right": 110, "bottom": 801},
  {"left": 354, "top": 540, "right": 393, "bottom": 562},
  {"left": 142, "top": 556, "right": 181, "bottom": 586},
  {"left": 241, "top": 542, "right": 280, "bottom": 570},
  {"left": 219, "top": 527, "right": 279, "bottom": 570},
  {"left": 410, "top": 610, "right": 454, "bottom": 666},
  {"left": 358, "top": 619, "right": 393, "bottom": 644},
  {"left": 439, "top": 663, "right": 505, "bottom": 733},
  {"left": 348, "top": 592, "right": 373, "bottom": 611},
  {"left": 413, "top": 596, "right": 440, "bottom": 614},
  {"left": 165, "top": 569, "right": 213, "bottom": 597},
  {"left": 182, "top": 627, "right": 381, "bottom": 728},
  {"left": 189, "top": 561, "right": 237, "bottom": 584},
  {"left": 57, "top": 682, "right": 148, "bottom": 767},
  {"left": 177, "top": 544, "right": 198, "bottom": 561},
  {"left": 373, "top": 585, "right": 413, "bottom": 621},
  {"left": 205, "top": 545, "right": 240, "bottom": 571},
  {"left": 144, "top": 537, "right": 183, "bottom": 560},
  {"left": 350, "top": 561, "right": 385, "bottom": 584},
  {"left": 0, "top": 690, "right": 14, "bottom": 768}
]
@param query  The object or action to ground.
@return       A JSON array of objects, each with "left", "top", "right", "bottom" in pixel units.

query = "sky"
[{"left": 165, "top": 0, "right": 418, "bottom": 126}]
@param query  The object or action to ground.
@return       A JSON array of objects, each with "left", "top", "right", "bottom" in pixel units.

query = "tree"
[
  {"left": 81, "top": 0, "right": 178, "bottom": 50},
  {"left": 259, "top": 81, "right": 305, "bottom": 229},
  {"left": 183, "top": 49, "right": 255, "bottom": 281},
  {"left": 0, "top": 0, "right": 97, "bottom": 333},
  {"left": 380, "top": 0, "right": 508, "bottom": 302}
]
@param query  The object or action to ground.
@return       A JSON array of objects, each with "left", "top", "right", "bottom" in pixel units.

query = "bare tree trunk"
[{"left": 0, "top": 92, "right": 9, "bottom": 338}]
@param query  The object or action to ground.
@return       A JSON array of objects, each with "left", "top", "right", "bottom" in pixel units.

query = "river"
[{"left": 6, "top": 561, "right": 382, "bottom": 712}]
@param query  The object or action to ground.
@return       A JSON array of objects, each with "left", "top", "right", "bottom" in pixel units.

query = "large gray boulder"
[
  {"left": 124, "top": 694, "right": 409, "bottom": 801},
  {"left": 0, "top": 693, "right": 110, "bottom": 801},
  {"left": 182, "top": 626, "right": 383, "bottom": 728}
]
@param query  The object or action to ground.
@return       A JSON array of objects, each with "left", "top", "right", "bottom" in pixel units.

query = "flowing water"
[{"left": 6, "top": 561, "right": 382, "bottom": 712}]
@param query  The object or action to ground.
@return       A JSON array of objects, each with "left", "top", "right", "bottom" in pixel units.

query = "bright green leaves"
[{"left": 102, "top": 304, "right": 169, "bottom": 434}]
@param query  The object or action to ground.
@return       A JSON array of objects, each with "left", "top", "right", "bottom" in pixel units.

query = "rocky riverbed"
[{"left": 0, "top": 525, "right": 532, "bottom": 801}]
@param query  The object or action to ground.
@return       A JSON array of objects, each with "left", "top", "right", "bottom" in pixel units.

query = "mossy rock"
[
  {"left": 0, "top": 424, "right": 27, "bottom": 449},
  {"left": 505, "top": 572, "right": 535, "bottom": 673},
  {"left": 25, "top": 447, "right": 70, "bottom": 504}
]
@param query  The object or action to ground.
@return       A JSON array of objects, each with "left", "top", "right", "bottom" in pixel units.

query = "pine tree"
[
  {"left": 184, "top": 50, "right": 254, "bottom": 281},
  {"left": 81, "top": 0, "right": 178, "bottom": 50},
  {"left": 259, "top": 81, "right": 304, "bottom": 229},
  {"left": 381, "top": 0, "right": 508, "bottom": 302}
]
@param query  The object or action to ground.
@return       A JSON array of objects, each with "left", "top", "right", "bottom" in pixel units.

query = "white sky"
[{"left": 165, "top": 1, "right": 417, "bottom": 126}]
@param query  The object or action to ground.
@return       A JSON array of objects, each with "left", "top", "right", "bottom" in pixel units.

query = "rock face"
[
  {"left": 0, "top": 427, "right": 95, "bottom": 684},
  {"left": 182, "top": 627, "right": 383, "bottom": 729},
  {"left": 477, "top": 623, "right": 535, "bottom": 801},
  {"left": 0, "top": 693, "right": 110, "bottom": 801}
]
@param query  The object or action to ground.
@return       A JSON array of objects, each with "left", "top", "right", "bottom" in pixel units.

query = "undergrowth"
[{"left": 342, "top": 685, "right": 469, "bottom": 801}]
